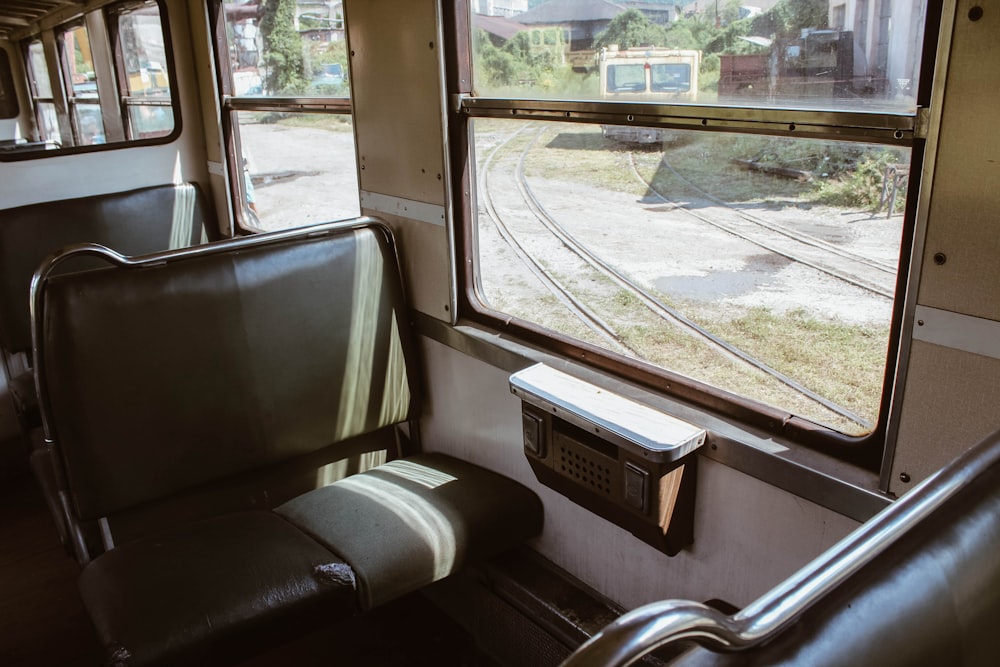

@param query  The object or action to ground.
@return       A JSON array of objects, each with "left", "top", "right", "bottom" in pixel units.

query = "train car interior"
[{"left": 1, "top": 0, "right": 999, "bottom": 665}]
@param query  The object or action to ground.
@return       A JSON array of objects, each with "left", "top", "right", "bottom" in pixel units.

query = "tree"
[
  {"left": 259, "top": 0, "right": 306, "bottom": 94},
  {"left": 750, "top": 0, "right": 829, "bottom": 37},
  {"left": 594, "top": 10, "right": 669, "bottom": 50}
]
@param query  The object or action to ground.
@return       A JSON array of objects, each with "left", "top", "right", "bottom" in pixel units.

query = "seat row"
[{"left": 5, "top": 196, "right": 542, "bottom": 665}]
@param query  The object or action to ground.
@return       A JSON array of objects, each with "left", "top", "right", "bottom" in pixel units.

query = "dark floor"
[
  {"left": 0, "top": 472, "right": 103, "bottom": 666},
  {"left": 0, "top": 470, "right": 501, "bottom": 666}
]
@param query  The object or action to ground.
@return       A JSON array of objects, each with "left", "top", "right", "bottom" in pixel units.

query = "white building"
[
  {"left": 830, "top": 0, "right": 925, "bottom": 95},
  {"left": 475, "top": 0, "right": 529, "bottom": 18}
]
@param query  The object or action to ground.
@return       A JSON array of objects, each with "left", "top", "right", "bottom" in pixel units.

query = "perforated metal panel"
[{"left": 554, "top": 431, "right": 615, "bottom": 497}]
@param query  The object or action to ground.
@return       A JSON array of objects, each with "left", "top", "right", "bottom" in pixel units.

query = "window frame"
[
  {"left": 210, "top": 0, "right": 356, "bottom": 233},
  {"left": 1, "top": 0, "right": 181, "bottom": 162},
  {"left": 23, "top": 38, "right": 60, "bottom": 145},
  {"left": 107, "top": 0, "right": 178, "bottom": 142},
  {"left": 447, "top": 0, "right": 943, "bottom": 470}
]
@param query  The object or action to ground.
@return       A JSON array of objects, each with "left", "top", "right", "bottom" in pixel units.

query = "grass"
[
  {"left": 693, "top": 305, "right": 889, "bottom": 422},
  {"left": 520, "top": 124, "right": 651, "bottom": 196},
  {"left": 241, "top": 111, "right": 354, "bottom": 133}
]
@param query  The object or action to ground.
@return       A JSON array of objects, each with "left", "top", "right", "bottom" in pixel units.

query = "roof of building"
[{"left": 472, "top": 13, "right": 526, "bottom": 41}]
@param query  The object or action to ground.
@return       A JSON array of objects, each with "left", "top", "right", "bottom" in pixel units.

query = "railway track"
[
  {"left": 478, "top": 126, "right": 635, "bottom": 356},
  {"left": 628, "top": 153, "right": 897, "bottom": 299},
  {"left": 480, "top": 123, "right": 871, "bottom": 429}
]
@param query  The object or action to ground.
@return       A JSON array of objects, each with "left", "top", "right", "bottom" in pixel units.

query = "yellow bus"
[{"left": 598, "top": 45, "right": 700, "bottom": 143}]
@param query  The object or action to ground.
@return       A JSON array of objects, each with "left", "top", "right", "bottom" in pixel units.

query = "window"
[
  {"left": 113, "top": 1, "right": 174, "bottom": 139},
  {"left": 0, "top": 48, "right": 18, "bottom": 119},
  {"left": 59, "top": 23, "right": 106, "bottom": 146},
  {"left": 218, "top": 0, "right": 359, "bottom": 232},
  {"left": 5, "top": 0, "right": 177, "bottom": 159},
  {"left": 25, "top": 40, "right": 61, "bottom": 145},
  {"left": 462, "top": 1, "right": 930, "bottom": 447}
]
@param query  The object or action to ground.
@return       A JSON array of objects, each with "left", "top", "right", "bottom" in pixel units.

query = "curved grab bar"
[{"left": 561, "top": 428, "right": 1000, "bottom": 666}]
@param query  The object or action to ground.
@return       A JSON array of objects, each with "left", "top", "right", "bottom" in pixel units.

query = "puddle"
[{"left": 655, "top": 254, "right": 791, "bottom": 301}]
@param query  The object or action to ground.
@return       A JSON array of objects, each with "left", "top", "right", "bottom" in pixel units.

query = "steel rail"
[
  {"left": 643, "top": 153, "right": 898, "bottom": 275},
  {"left": 515, "top": 128, "right": 871, "bottom": 429},
  {"left": 478, "top": 126, "right": 634, "bottom": 355},
  {"left": 628, "top": 156, "right": 894, "bottom": 299}
]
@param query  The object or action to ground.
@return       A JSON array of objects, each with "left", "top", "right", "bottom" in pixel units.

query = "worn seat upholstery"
[
  {"left": 33, "top": 220, "right": 542, "bottom": 666},
  {"left": 0, "top": 183, "right": 215, "bottom": 552},
  {"left": 0, "top": 182, "right": 214, "bottom": 423}
]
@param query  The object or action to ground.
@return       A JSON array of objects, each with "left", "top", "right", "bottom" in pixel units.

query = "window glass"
[
  {"left": 221, "top": 0, "right": 359, "bottom": 231},
  {"left": 37, "top": 103, "right": 61, "bottom": 143},
  {"left": 472, "top": 119, "right": 907, "bottom": 434},
  {"left": 27, "top": 41, "right": 53, "bottom": 98},
  {"left": 471, "top": 1, "right": 926, "bottom": 113},
  {"left": 3, "top": 2, "right": 177, "bottom": 159},
  {"left": 117, "top": 1, "right": 174, "bottom": 139},
  {"left": 234, "top": 110, "right": 359, "bottom": 231},
  {"left": 467, "top": 1, "right": 926, "bottom": 438},
  {"left": 74, "top": 103, "right": 106, "bottom": 145},
  {"left": 222, "top": 0, "right": 350, "bottom": 98},
  {"left": 60, "top": 24, "right": 107, "bottom": 146},
  {"left": 25, "top": 41, "right": 61, "bottom": 145},
  {"left": 0, "top": 48, "right": 20, "bottom": 119},
  {"left": 63, "top": 25, "right": 98, "bottom": 100}
]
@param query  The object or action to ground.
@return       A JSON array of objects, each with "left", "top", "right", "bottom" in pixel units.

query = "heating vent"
[
  {"left": 556, "top": 438, "right": 614, "bottom": 495},
  {"left": 510, "top": 363, "right": 707, "bottom": 556}
]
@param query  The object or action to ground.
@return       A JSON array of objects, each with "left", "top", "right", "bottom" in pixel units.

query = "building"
[
  {"left": 829, "top": 0, "right": 925, "bottom": 96},
  {"left": 475, "top": 0, "right": 529, "bottom": 17}
]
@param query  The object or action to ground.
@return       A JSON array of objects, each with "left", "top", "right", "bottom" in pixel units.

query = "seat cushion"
[
  {"left": 79, "top": 511, "right": 358, "bottom": 667},
  {"left": 276, "top": 453, "right": 543, "bottom": 609}
]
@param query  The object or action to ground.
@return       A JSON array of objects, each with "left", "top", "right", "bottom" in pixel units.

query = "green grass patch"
[{"left": 693, "top": 305, "right": 888, "bottom": 425}]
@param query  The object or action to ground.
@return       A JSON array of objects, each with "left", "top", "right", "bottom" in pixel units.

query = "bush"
[{"left": 815, "top": 151, "right": 906, "bottom": 210}]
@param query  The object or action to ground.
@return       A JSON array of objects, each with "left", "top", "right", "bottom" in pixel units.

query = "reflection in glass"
[
  {"left": 74, "top": 104, "right": 105, "bottom": 145},
  {"left": 119, "top": 6, "right": 171, "bottom": 98},
  {"left": 63, "top": 26, "right": 99, "bottom": 99},
  {"left": 473, "top": 119, "right": 908, "bottom": 434},
  {"left": 37, "top": 103, "right": 62, "bottom": 145},
  {"left": 128, "top": 104, "right": 174, "bottom": 139},
  {"left": 119, "top": 3, "right": 174, "bottom": 140},
  {"left": 222, "top": 0, "right": 350, "bottom": 98},
  {"left": 27, "top": 41, "right": 53, "bottom": 98},
  {"left": 471, "top": 1, "right": 926, "bottom": 113}
]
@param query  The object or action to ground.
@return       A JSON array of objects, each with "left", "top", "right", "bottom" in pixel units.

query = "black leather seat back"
[
  {"left": 0, "top": 183, "right": 214, "bottom": 358},
  {"left": 672, "top": 433, "right": 1000, "bottom": 667},
  {"left": 36, "top": 224, "right": 416, "bottom": 520}
]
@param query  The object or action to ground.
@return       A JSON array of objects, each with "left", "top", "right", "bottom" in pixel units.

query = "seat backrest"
[
  {"left": 34, "top": 221, "right": 416, "bottom": 521},
  {"left": 0, "top": 183, "right": 215, "bottom": 358}
]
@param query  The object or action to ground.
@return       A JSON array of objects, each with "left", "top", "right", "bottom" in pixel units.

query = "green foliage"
[
  {"left": 594, "top": 10, "right": 669, "bottom": 50},
  {"left": 815, "top": 151, "right": 907, "bottom": 210},
  {"left": 259, "top": 0, "right": 307, "bottom": 94},
  {"left": 474, "top": 31, "right": 522, "bottom": 87},
  {"left": 473, "top": 28, "right": 574, "bottom": 92},
  {"left": 504, "top": 31, "right": 561, "bottom": 72},
  {"left": 749, "top": 0, "right": 829, "bottom": 37}
]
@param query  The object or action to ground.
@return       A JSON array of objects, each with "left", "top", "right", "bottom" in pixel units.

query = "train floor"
[{"left": 0, "top": 469, "right": 502, "bottom": 666}]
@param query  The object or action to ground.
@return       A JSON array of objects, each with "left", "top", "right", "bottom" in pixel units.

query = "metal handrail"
[
  {"left": 561, "top": 428, "right": 1000, "bottom": 666},
  {"left": 27, "top": 216, "right": 387, "bottom": 563}
]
